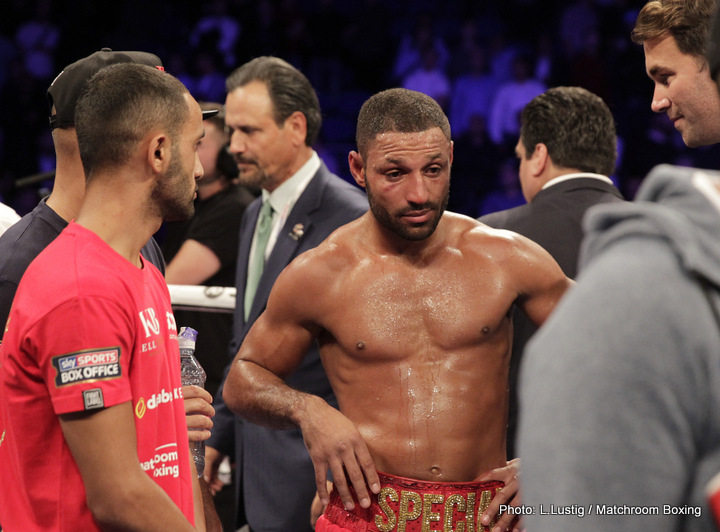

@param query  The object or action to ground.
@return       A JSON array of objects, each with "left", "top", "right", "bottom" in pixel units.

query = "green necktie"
[{"left": 245, "top": 200, "right": 274, "bottom": 320}]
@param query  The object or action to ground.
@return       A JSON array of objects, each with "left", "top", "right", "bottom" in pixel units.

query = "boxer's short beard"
[{"left": 365, "top": 177, "right": 449, "bottom": 241}]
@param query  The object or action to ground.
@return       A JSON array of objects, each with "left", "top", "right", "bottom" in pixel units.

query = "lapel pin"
[{"left": 290, "top": 223, "right": 305, "bottom": 241}]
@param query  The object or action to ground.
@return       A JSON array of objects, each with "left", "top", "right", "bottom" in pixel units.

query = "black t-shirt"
[{"left": 0, "top": 198, "right": 165, "bottom": 340}]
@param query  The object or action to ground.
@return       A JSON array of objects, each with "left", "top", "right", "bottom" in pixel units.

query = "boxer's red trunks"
[{"left": 316, "top": 472, "right": 504, "bottom": 532}]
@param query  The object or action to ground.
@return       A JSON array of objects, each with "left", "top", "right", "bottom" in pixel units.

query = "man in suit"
[
  {"left": 479, "top": 86, "right": 624, "bottom": 457},
  {"left": 204, "top": 56, "right": 368, "bottom": 532}
]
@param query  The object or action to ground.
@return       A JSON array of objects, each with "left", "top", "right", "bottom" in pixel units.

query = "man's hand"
[
  {"left": 310, "top": 481, "right": 333, "bottom": 529},
  {"left": 299, "top": 396, "right": 380, "bottom": 512},
  {"left": 204, "top": 445, "right": 227, "bottom": 495},
  {"left": 477, "top": 458, "right": 523, "bottom": 532},
  {"left": 183, "top": 385, "right": 215, "bottom": 442}
]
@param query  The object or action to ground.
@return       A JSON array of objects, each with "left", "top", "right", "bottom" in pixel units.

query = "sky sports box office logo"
[{"left": 52, "top": 348, "right": 121, "bottom": 387}]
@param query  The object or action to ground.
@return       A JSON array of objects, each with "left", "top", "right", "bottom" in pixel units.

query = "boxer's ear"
[{"left": 349, "top": 151, "right": 366, "bottom": 189}]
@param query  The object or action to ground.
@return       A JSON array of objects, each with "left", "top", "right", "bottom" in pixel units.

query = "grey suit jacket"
[
  {"left": 479, "top": 177, "right": 625, "bottom": 459},
  {"left": 209, "top": 162, "right": 368, "bottom": 531}
]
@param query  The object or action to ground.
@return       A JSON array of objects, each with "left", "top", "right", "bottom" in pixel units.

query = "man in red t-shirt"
[{"left": 0, "top": 63, "right": 217, "bottom": 530}]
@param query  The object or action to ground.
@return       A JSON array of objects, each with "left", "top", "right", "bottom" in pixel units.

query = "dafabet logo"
[{"left": 134, "top": 387, "right": 183, "bottom": 419}]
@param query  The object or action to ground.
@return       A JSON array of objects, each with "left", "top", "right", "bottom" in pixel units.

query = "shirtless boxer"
[{"left": 222, "top": 88, "right": 571, "bottom": 532}]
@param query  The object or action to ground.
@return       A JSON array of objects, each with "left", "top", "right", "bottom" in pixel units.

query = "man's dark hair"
[
  {"left": 708, "top": 0, "right": 720, "bottom": 81},
  {"left": 520, "top": 86, "right": 617, "bottom": 176},
  {"left": 631, "top": 0, "right": 717, "bottom": 60},
  {"left": 226, "top": 56, "right": 322, "bottom": 146},
  {"left": 76, "top": 63, "right": 189, "bottom": 179},
  {"left": 356, "top": 88, "right": 451, "bottom": 159}
]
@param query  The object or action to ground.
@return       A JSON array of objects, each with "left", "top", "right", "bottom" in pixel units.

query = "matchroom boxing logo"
[{"left": 140, "top": 442, "right": 181, "bottom": 479}]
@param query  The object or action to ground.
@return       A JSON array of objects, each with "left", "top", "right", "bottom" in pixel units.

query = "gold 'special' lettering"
[
  {"left": 376, "top": 487, "right": 399, "bottom": 531},
  {"left": 398, "top": 490, "right": 422, "bottom": 532},
  {"left": 422, "top": 493, "right": 444, "bottom": 532},
  {"left": 477, "top": 488, "right": 498, "bottom": 530},
  {"left": 445, "top": 494, "right": 466, "bottom": 532},
  {"left": 372, "top": 487, "right": 498, "bottom": 532},
  {"left": 467, "top": 493, "right": 476, "bottom": 532}
]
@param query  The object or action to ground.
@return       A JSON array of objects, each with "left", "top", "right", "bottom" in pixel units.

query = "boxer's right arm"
[
  {"left": 225, "top": 350, "right": 379, "bottom": 511},
  {"left": 222, "top": 246, "right": 325, "bottom": 419},
  {"left": 222, "top": 254, "right": 380, "bottom": 510},
  {"left": 297, "top": 394, "right": 379, "bottom": 511}
]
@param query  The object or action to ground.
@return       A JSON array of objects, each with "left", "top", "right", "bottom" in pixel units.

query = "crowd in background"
[{"left": 1, "top": 0, "right": 720, "bottom": 222}]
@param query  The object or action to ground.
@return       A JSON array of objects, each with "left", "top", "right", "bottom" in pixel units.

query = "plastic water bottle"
[{"left": 178, "top": 326, "right": 206, "bottom": 478}]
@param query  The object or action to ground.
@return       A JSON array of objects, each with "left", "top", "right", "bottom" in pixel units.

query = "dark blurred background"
[{"left": 2, "top": 0, "right": 719, "bottom": 221}]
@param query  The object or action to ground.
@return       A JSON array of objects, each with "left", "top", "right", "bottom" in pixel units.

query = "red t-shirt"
[{"left": 0, "top": 223, "right": 194, "bottom": 530}]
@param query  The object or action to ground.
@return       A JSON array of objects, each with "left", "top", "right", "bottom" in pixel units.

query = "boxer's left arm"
[{"left": 507, "top": 233, "right": 574, "bottom": 326}]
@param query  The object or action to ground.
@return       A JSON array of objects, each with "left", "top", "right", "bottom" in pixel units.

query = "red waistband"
[{"left": 323, "top": 472, "right": 504, "bottom": 532}]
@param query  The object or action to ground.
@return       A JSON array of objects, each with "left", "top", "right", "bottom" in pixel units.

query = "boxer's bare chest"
[{"left": 323, "top": 248, "right": 515, "bottom": 361}]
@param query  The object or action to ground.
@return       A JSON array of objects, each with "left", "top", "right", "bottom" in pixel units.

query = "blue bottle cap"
[{"left": 178, "top": 326, "right": 198, "bottom": 342}]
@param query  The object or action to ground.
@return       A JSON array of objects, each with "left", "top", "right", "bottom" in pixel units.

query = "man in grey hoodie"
[{"left": 516, "top": 5, "right": 720, "bottom": 530}]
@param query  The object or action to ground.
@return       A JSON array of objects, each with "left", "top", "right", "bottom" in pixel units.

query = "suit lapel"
[{"left": 245, "top": 166, "right": 328, "bottom": 323}]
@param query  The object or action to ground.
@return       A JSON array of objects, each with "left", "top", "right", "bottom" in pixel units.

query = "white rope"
[{"left": 168, "top": 285, "right": 236, "bottom": 313}]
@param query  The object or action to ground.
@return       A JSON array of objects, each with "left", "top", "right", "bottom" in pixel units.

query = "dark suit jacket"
[
  {"left": 479, "top": 177, "right": 625, "bottom": 458},
  {"left": 208, "top": 162, "right": 368, "bottom": 532}
]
